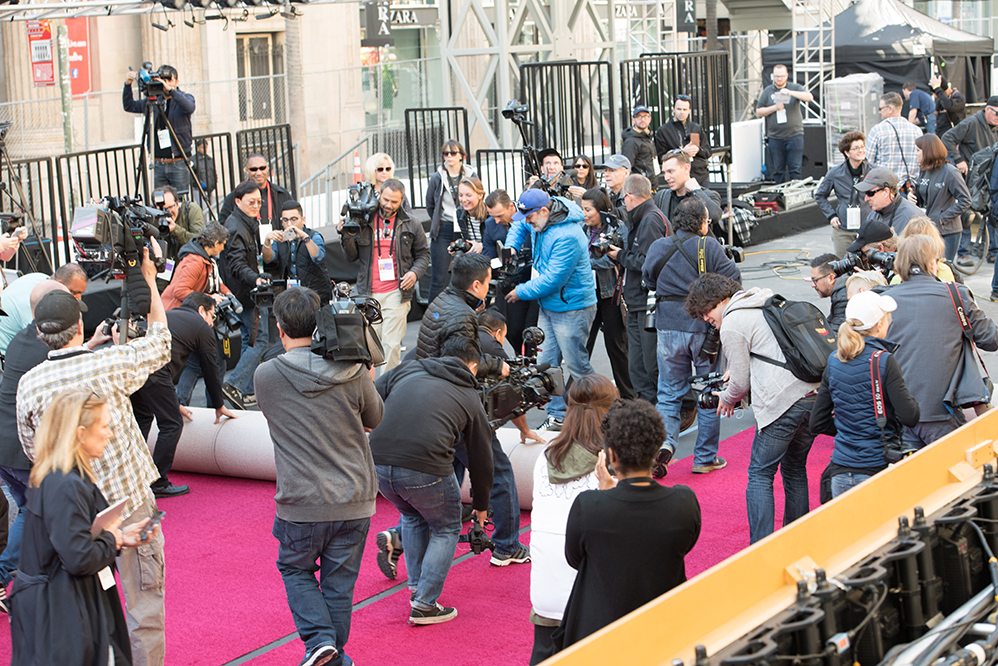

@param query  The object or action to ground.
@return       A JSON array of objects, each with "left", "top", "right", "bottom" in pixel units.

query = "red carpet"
[{"left": 0, "top": 430, "right": 835, "bottom": 665}]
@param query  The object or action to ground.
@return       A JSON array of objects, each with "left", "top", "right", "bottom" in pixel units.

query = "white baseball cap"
[{"left": 845, "top": 291, "right": 897, "bottom": 331}]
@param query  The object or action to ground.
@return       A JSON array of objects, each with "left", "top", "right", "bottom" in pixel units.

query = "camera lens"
[{"left": 697, "top": 390, "right": 719, "bottom": 410}]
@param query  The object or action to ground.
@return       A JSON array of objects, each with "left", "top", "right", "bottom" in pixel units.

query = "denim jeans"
[
  {"left": 227, "top": 305, "right": 269, "bottom": 395},
  {"left": 746, "top": 395, "right": 816, "bottom": 544},
  {"left": 831, "top": 472, "right": 873, "bottom": 498},
  {"left": 538, "top": 305, "right": 597, "bottom": 420},
  {"left": 943, "top": 232, "right": 961, "bottom": 261},
  {"left": 656, "top": 329, "right": 720, "bottom": 466},
  {"left": 958, "top": 228, "right": 972, "bottom": 257},
  {"left": 429, "top": 226, "right": 459, "bottom": 305},
  {"left": 768, "top": 134, "right": 805, "bottom": 184},
  {"left": 902, "top": 414, "right": 966, "bottom": 450},
  {"left": 176, "top": 345, "right": 227, "bottom": 407},
  {"left": 153, "top": 160, "right": 191, "bottom": 194},
  {"left": 376, "top": 466, "right": 462, "bottom": 607},
  {"left": 993, "top": 255, "right": 998, "bottom": 294},
  {"left": 453, "top": 432, "right": 522, "bottom": 556},
  {"left": 273, "top": 515, "right": 369, "bottom": 662},
  {"left": 0, "top": 466, "right": 29, "bottom": 585}
]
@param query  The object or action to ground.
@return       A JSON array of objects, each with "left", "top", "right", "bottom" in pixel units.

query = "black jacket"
[
  {"left": 914, "top": 164, "right": 971, "bottom": 235},
  {"left": 0, "top": 323, "right": 49, "bottom": 470},
  {"left": 370, "top": 357, "right": 493, "bottom": 510},
  {"left": 943, "top": 109, "right": 998, "bottom": 167},
  {"left": 220, "top": 207, "right": 262, "bottom": 307},
  {"left": 11, "top": 468, "right": 130, "bottom": 666},
  {"left": 219, "top": 181, "right": 293, "bottom": 233},
  {"left": 865, "top": 194, "right": 923, "bottom": 236},
  {"left": 934, "top": 87, "right": 966, "bottom": 137},
  {"left": 814, "top": 159, "right": 871, "bottom": 225},
  {"left": 193, "top": 152, "right": 217, "bottom": 195},
  {"left": 414, "top": 285, "right": 503, "bottom": 376},
  {"left": 341, "top": 205, "right": 430, "bottom": 303},
  {"left": 828, "top": 275, "right": 848, "bottom": 334},
  {"left": 122, "top": 84, "right": 194, "bottom": 161},
  {"left": 159, "top": 305, "right": 225, "bottom": 409},
  {"left": 654, "top": 118, "right": 712, "bottom": 184},
  {"left": 618, "top": 198, "right": 670, "bottom": 311},
  {"left": 652, "top": 187, "right": 722, "bottom": 226},
  {"left": 621, "top": 127, "right": 656, "bottom": 179},
  {"left": 266, "top": 227, "right": 333, "bottom": 303}
]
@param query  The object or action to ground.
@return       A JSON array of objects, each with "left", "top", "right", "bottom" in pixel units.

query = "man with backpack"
[{"left": 684, "top": 273, "right": 823, "bottom": 544}]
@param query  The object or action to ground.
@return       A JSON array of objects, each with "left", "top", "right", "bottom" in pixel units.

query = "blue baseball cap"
[
  {"left": 632, "top": 105, "right": 651, "bottom": 116},
  {"left": 512, "top": 189, "right": 551, "bottom": 222}
]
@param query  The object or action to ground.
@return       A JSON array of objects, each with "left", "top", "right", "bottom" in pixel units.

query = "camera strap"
[
  {"left": 869, "top": 350, "right": 888, "bottom": 437},
  {"left": 945, "top": 281, "right": 992, "bottom": 385},
  {"left": 886, "top": 120, "right": 914, "bottom": 187},
  {"left": 650, "top": 234, "right": 705, "bottom": 302}
]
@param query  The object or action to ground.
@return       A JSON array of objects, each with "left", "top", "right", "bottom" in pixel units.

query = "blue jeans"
[
  {"left": 453, "top": 433, "right": 522, "bottom": 556},
  {"left": 992, "top": 254, "right": 998, "bottom": 294},
  {"left": 656, "top": 329, "right": 720, "bottom": 466},
  {"left": 376, "top": 466, "right": 462, "bottom": 607},
  {"left": 226, "top": 305, "right": 269, "bottom": 395},
  {"left": 177, "top": 346, "right": 227, "bottom": 406},
  {"left": 273, "top": 515, "right": 369, "bottom": 662},
  {"left": 903, "top": 414, "right": 966, "bottom": 450},
  {"left": 429, "top": 226, "right": 459, "bottom": 306},
  {"left": 768, "top": 134, "right": 804, "bottom": 184},
  {"left": 0, "top": 466, "right": 29, "bottom": 585},
  {"left": 831, "top": 472, "right": 873, "bottom": 498},
  {"left": 943, "top": 232, "right": 961, "bottom": 261},
  {"left": 746, "top": 395, "right": 816, "bottom": 544},
  {"left": 538, "top": 305, "right": 597, "bottom": 420},
  {"left": 153, "top": 160, "right": 191, "bottom": 194},
  {"left": 926, "top": 114, "right": 936, "bottom": 136}
]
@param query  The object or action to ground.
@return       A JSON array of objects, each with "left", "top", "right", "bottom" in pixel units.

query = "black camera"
[
  {"left": 590, "top": 227, "right": 623, "bottom": 259},
  {"left": 465, "top": 515, "right": 495, "bottom": 555},
  {"left": 339, "top": 182, "right": 379, "bottom": 237},
  {"left": 868, "top": 250, "right": 896, "bottom": 272},
  {"left": 478, "top": 327, "right": 565, "bottom": 429},
  {"left": 249, "top": 276, "right": 276, "bottom": 308},
  {"left": 501, "top": 99, "right": 529, "bottom": 122},
  {"left": 493, "top": 245, "right": 533, "bottom": 295},
  {"left": 448, "top": 238, "right": 473, "bottom": 254},
  {"left": 101, "top": 308, "right": 146, "bottom": 340},
  {"left": 330, "top": 282, "right": 384, "bottom": 324},
  {"left": 723, "top": 244, "right": 745, "bottom": 263},
  {"left": 700, "top": 324, "right": 721, "bottom": 358},
  {"left": 71, "top": 197, "right": 167, "bottom": 275},
  {"left": 690, "top": 371, "right": 727, "bottom": 410},
  {"left": 214, "top": 294, "right": 243, "bottom": 338},
  {"left": 134, "top": 62, "right": 168, "bottom": 98},
  {"left": 829, "top": 252, "right": 863, "bottom": 277}
]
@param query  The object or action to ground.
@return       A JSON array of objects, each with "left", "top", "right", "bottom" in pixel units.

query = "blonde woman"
[
  {"left": 365, "top": 152, "right": 411, "bottom": 211},
  {"left": 890, "top": 215, "right": 957, "bottom": 283},
  {"left": 11, "top": 388, "right": 154, "bottom": 666},
  {"left": 810, "top": 291, "right": 920, "bottom": 497}
]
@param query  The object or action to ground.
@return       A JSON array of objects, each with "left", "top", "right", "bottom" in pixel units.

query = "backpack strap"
[
  {"left": 649, "top": 234, "right": 701, "bottom": 302},
  {"left": 945, "top": 281, "right": 993, "bottom": 383}
]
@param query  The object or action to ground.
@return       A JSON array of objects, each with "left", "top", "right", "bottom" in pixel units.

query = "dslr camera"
[
  {"left": 448, "top": 238, "right": 474, "bottom": 254},
  {"left": 590, "top": 225, "right": 623, "bottom": 260},
  {"left": 102, "top": 308, "right": 146, "bottom": 340},
  {"left": 339, "top": 182, "right": 379, "bottom": 237},
  {"left": 493, "top": 244, "right": 533, "bottom": 296},
  {"left": 690, "top": 371, "right": 727, "bottom": 410},
  {"left": 214, "top": 294, "right": 243, "bottom": 339}
]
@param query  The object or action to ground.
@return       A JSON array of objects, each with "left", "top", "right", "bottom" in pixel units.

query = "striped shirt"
[
  {"left": 866, "top": 117, "right": 922, "bottom": 185},
  {"left": 17, "top": 322, "right": 172, "bottom": 520}
]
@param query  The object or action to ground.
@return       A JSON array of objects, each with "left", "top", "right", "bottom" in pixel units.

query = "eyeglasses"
[
  {"left": 376, "top": 166, "right": 392, "bottom": 172},
  {"left": 878, "top": 106, "right": 890, "bottom": 112},
  {"left": 165, "top": 202, "right": 179, "bottom": 210},
  {"left": 989, "top": 107, "right": 998, "bottom": 114},
  {"left": 247, "top": 165, "right": 268, "bottom": 172},
  {"left": 442, "top": 151, "right": 461, "bottom": 157},
  {"left": 810, "top": 274, "right": 834, "bottom": 284},
  {"left": 245, "top": 199, "right": 263, "bottom": 207},
  {"left": 849, "top": 144, "right": 866, "bottom": 152},
  {"left": 280, "top": 216, "right": 301, "bottom": 224}
]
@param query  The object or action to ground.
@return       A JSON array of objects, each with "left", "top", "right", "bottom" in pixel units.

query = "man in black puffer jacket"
[{"left": 621, "top": 106, "right": 656, "bottom": 179}]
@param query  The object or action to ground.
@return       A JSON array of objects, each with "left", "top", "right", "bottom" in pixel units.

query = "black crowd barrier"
[
  {"left": 191, "top": 132, "right": 236, "bottom": 221},
  {"left": 475, "top": 149, "right": 525, "bottom": 202},
  {"left": 403, "top": 107, "right": 470, "bottom": 209},
  {"left": 519, "top": 61, "right": 616, "bottom": 168},
  {"left": 236, "top": 124, "right": 296, "bottom": 197},
  {"left": 621, "top": 51, "right": 732, "bottom": 159},
  {"left": 0, "top": 156, "right": 60, "bottom": 271}
]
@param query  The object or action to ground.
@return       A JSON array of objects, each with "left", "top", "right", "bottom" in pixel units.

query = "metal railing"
[
  {"left": 190, "top": 132, "right": 236, "bottom": 222},
  {"left": 0, "top": 156, "right": 61, "bottom": 269},
  {"left": 236, "top": 124, "right": 297, "bottom": 197},
  {"left": 403, "top": 108, "right": 470, "bottom": 209},
  {"left": 476, "top": 149, "right": 527, "bottom": 202},
  {"left": 297, "top": 135, "right": 371, "bottom": 228}
]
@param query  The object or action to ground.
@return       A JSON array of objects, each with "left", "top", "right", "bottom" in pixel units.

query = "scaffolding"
[{"left": 791, "top": 0, "right": 839, "bottom": 122}]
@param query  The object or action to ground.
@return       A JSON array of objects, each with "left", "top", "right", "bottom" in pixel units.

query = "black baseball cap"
[
  {"left": 35, "top": 290, "right": 87, "bottom": 334},
  {"left": 846, "top": 220, "right": 893, "bottom": 253},
  {"left": 537, "top": 148, "right": 562, "bottom": 164}
]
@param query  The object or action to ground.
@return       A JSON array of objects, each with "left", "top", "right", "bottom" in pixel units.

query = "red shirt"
[{"left": 369, "top": 212, "right": 398, "bottom": 294}]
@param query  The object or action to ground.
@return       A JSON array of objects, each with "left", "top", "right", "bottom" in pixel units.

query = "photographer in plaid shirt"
[{"left": 16, "top": 248, "right": 172, "bottom": 666}]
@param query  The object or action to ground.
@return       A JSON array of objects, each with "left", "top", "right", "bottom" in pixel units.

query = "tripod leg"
[{"left": 151, "top": 102, "right": 213, "bottom": 219}]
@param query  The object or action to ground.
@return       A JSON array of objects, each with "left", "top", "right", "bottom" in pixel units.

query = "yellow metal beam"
[{"left": 543, "top": 409, "right": 998, "bottom": 666}]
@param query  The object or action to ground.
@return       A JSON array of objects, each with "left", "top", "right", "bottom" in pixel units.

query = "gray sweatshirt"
[
  {"left": 718, "top": 288, "right": 819, "bottom": 429},
  {"left": 254, "top": 347, "right": 385, "bottom": 523}
]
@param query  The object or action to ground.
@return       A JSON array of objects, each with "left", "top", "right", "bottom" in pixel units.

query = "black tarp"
[{"left": 761, "top": 0, "right": 993, "bottom": 103}]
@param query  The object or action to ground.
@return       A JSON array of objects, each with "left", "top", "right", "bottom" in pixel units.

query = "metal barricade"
[
  {"left": 235, "top": 124, "right": 297, "bottom": 197},
  {"left": 0, "top": 156, "right": 61, "bottom": 269},
  {"left": 403, "top": 107, "right": 470, "bottom": 209},
  {"left": 519, "top": 61, "right": 616, "bottom": 167},
  {"left": 191, "top": 132, "right": 236, "bottom": 222},
  {"left": 621, "top": 52, "right": 732, "bottom": 169},
  {"left": 475, "top": 149, "right": 525, "bottom": 202}
]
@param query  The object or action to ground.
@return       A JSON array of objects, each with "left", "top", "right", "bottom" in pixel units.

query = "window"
[{"left": 236, "top": 33, "right": 287, "bottom": 124}]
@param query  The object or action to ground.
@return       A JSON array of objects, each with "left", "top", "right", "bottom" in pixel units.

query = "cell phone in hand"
[
  {"left": 141, "top": 510, "right": 165, "bottom": 541},
  {"left": 283, "top": 229, "right": 298, "bottom": 242}
]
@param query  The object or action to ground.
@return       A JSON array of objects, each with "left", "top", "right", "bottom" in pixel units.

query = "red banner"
[
  {"left": 66, "top": 18, "right": 91, "bottom": 95},
  {"left": 27, "top": 19, "right": 54, "bottom": 87}
]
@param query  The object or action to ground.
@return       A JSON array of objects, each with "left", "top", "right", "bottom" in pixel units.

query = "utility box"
[{"left": 823, "top": 73, "right": 884, "bottom": 167}]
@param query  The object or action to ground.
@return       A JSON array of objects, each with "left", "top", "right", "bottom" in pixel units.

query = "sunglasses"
[
  {"left": 864, "top": 187, "right": 885, "bottom": 196},
  {"left": 442, "top": 151, "right": 462, "bottom": 157},
  {"left": 574, "top": 163, "right": 589, "bottom": 169},
  {"left": 376, "top": 166, "right": 392, "bottom": 172},
  {"left": 247, "top": 165, "right": 268, "bottom": 172}
]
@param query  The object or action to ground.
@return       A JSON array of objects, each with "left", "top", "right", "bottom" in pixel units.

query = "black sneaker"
[
  {"left": 376, "top": 528, "right": 402, "bottom": 580},
  {"left": 299, "top": 643, "right": 337, "bottom": 666},
  {"left": 222, "top": 384, "right": 247, "bottom": 410},
  {"left": 691, "top": 456, "right": 728, "bottom": 474},
  {"left": 152, "top": 484, "right": 190, "bottom": 499},
  {"left": 652, "top": 445, "right": 675, "bottom": 479},
  {"left": 538, "top": 416, "right": 563, "bottom": 432},
  {"left": 992, "top": 291, "right": 998, "bottom": 302},
  {"left": 490, "top": 545, "right": 530, "bottom": 567},
  {"left": 409, "top": 602, "right": 458, "bottom": 625},
  {"left": 988, "top": 252, "right": 996, "bottom": 264}
]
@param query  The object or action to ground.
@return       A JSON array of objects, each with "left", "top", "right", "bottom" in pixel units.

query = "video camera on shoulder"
[
  {"left": 133, "top": 62, "right": 169, "bottom": 99},
  {"left": 214, "top": 294, "right": 243, "bottom": 338},
  {"left": 339, "top": 182, "right": 378, "bottom": 237},
  {"left": 477, "top": 326, "right": 564, "bottom": 429}
]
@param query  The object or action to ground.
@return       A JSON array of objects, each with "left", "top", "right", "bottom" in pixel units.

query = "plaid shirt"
[
  {"left": 17, "top": 322, "right": 172, "bottom": 520},
  {"left": 866, "top": 117, "right": 922, "bottom": 186}
]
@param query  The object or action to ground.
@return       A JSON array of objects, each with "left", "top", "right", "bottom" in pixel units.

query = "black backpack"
[
  {"left": 967, "top": 142, "right": 998, "bottom": 212},
  {"left": 749, "top": 295, "right": 836, "bottom": 383}
]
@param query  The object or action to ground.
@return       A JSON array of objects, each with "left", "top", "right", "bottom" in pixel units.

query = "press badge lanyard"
[{"left": 375, "top": 212, "right": 397, "bottom": 283}]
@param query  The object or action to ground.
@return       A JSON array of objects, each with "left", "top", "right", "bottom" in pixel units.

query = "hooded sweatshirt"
[
  {"left": 161, "top": 238, "right": 231, "bottom": 310},
  {"left": 370, "top": 356, "right": 494, "bottom": 510},
  {"left": 717, "top": 288, "right": 819, "bottom": 429},
  {"left": 253, "top": 347, "right": 384, "bottom": 523}
]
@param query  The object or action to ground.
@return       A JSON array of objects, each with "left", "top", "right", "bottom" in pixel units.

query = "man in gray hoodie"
[
  {"left": 685, "top": 274, "right": 819, "bottom": 545},
  {"left": 254, "top": 286, "right": 384, "bottom": 666}
]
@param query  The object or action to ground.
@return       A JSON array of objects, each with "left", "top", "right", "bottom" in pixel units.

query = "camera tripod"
[
  {"left": 0, "top": 124, "right": 54, "bottom": 278},
  {"left": 504, "top": 102, "right": 543, "bottom": 180},
  {"left": 132, "top": 92, "right": 216, "bottom": 221}
]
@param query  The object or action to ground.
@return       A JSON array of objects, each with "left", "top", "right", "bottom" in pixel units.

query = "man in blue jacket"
[
  {"left": 123, "top": 65, "right": 195, "bottom": 192},
  {"left": 505, "top": 189, "right": 598, "bottom": 431}
]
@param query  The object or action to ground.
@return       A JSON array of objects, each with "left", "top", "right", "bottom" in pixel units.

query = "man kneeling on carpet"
[
  {"left": 255, "top": 287, "right": 385, "bottom": 666},
  {"left": 551, "top": 399, "right": 701, "bottom": 654},
  {"left": 684, "top": 274, "right": 819, "bottom": 545},
  {"left": 369, "top": 336, "right": 493, "bottom": 625}
]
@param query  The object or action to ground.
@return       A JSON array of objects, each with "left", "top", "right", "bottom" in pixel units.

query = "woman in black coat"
[{"left": 11, "top": 388, "right": 154, "bottom": 666}]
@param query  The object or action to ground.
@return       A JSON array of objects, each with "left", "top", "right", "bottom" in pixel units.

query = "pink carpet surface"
[{"left": 0, "top": 430, "right": 835, "bottom": 665}]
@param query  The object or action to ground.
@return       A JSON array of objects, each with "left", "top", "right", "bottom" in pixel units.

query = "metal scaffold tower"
[{"left": 791, "top": 0, "right": 840, "bottom": 121}]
